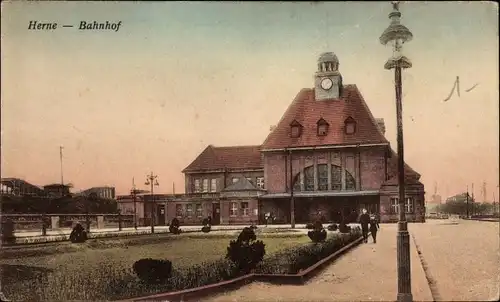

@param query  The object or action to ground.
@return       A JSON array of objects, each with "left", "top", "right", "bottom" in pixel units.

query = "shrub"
[
  {"left": 313, "top": 220, "right": 323, "bottom": 230},
  {"left": 202, "top": 217, "right": 212, "bottom": 227},
  {"left": 257, "top": 228, "right": 363, "bottom": 274},
  {"left": 1, "top": 218, "right": 15, "bottom": 245},
  {"left": 226, "top": 227, "right": 266, "bottom": 273},
  {"left": 133, "top": 258, "right": 172, "bottom": 283},
  {"left": 306, "top": 220, "right": 326, "bottom": 242},
  {"left": 305, "top": 222, "right": 314, "bottom": 229},
  {"left": 201, "top": 226, "right": 211, "bottom": 233},
  {"left": 69, "top": 223, "right": 87, "bottom": 243},
  {"left": 339, "top": 223, "right": 351, "bottom": 233},
  {"left": 308, "top": 229, "right": 327, "bottom": 242},
  {"left": 169, "top": 218, "right": 181, "bottom": 234},
  {"left": 327, "top": 223, "right": 338, "bottom": 231}
]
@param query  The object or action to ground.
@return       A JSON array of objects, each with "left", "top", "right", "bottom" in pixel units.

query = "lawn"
[{"left": 1, "top": 230, "right": 309, "bottom": 301}]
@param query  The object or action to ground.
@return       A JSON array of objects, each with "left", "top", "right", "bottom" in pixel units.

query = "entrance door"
[
  {"left": 157, "top": 205, "right": 166, "bottom": 226},
  {"left": 212, "top": 203, "right": 220, "bottom": 225}
]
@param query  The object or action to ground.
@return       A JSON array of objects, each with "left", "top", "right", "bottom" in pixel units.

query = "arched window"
[
  {"left": 344, "top": 117, "right": 356, "bottom": 135},
  {"left": 292, "top": 164, "right": 356, "bottom": 192}
]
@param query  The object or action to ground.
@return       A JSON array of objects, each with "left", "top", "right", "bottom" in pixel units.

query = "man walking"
[
  {"left": 359, "top": 209, "right": 370, "bottom": 243},
  {"left": 369, "top": 214, "right": 380, "bottom": 243}
]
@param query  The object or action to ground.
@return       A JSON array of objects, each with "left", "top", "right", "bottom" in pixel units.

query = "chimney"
[
  {"left": 269, "top": 125, "right": 277, "bottom": 132},
  {"left": 375, "top": 118, "right": 386, "bottom": 136}
]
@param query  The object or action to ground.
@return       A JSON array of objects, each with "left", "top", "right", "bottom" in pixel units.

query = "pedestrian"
[
  {"left": 369, "top": 215, "right": 380, "bottom": 243},
  {"left": 359, "top": 209, "right": 370, "bottom": 243}
]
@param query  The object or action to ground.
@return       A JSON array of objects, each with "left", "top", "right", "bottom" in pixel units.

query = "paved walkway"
[
  {"left": 410, "top": 219, "right": 500, "bottom": 301},
  {"left": 206, "top": 224, "right": 433, "bottom": 302}
]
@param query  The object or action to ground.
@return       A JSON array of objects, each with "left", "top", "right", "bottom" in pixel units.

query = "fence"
[{"left": 0, "top": 213, "right": 135, "bottom": 234}]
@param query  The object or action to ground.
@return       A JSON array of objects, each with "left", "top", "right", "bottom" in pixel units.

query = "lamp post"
[
  {"left": 380, "top": 2, "right": 413, "bottom": 302},
  {"left": 145, "top": 172, "right": 159, "bottom": 234},
  {"left": 130, "top": 177, "right": 139, "bottom": 230}
]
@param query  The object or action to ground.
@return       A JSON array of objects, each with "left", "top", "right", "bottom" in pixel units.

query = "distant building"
[
  {"left": 0, "top": 178, "right": 46, "bottom": 197},
  {"left": 43, "top": 184, "right": 72, "bottom": 197},
  {"left": 78, "top": 186, "right": 116, "bottom": 200}
]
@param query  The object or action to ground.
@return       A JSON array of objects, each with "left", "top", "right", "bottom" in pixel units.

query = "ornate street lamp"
[
  {"left": 380, "top": 2, "right": 413, "bottom": 302},
  {"left": 145, "top": 172, "right": 159, "bottom": 234}
]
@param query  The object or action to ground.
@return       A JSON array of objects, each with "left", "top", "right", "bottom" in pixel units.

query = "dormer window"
[
  {"left": 344, "top": 117, "right": 356, "bottom": 135},
  {"left": 317, "top": 118, "right": 329, "bottom": 136},
  {"left": 290, "top": 120, "right": 303, "bottom": 138}
]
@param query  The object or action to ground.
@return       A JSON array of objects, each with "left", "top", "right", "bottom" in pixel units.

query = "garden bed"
[{"left": 0, "top": 231, "right": 308, "bottom": 301}]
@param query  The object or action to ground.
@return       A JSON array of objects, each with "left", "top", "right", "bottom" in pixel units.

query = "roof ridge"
[
  {"left": 212, "top": 145, "right": 261, "bottom": 149},
  {"left": 351, "top": 85, "right": 389, "bottom": 144}
]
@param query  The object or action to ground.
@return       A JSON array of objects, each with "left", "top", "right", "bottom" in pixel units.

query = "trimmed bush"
[
  {"left": 307, "top": 220, "right": 327, "bottom": 242},
  {"left": 133, "top": 258, "right": 172, "bottom": 283},
  {"left": 202, "top": 217, "right": 212, "bottom": 227},
  {"left": 339, "top": 222, "right": 351, "bottom": 233},
  {"left": 327, "top": 223, "right": 338, "bottom": 231},
  {"left": 69, "top": 223, "right": 88, "bottom": 243},
  {"left": 1, "top": 218, "right": 15, "bottom": 245},
  {"left": 257, "top": 228, "right": 362, "bottom": 274},
  {"left": 308, "top": 229, "right": 327, "bottom": 242},
  {"left": 169, "top": 218, "right": 181, "bottom": 234},
  {"left": 226, "top": 227, "right": 266, "bottom": 273},
  {"left": 201, "top": 226, "right": 211, "bottom": 233}
]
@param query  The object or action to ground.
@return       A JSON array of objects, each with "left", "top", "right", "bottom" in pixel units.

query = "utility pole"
[
  {"left": 145, "top": 172, "right": 159, "bottom": 233},
  {"left": 380, "top": 2, "right": 413, "bottom": 301},
  {"left": 60, "top": 146, "right": 64, "bottom": 185},
  {"left": 466, "top": 185, "right": 469, "bottom": 218},
  {"left": 471, "top": 183, "right": 475, "bottom": 217},
  {"left": 131, "top": 177, "right": 138, "bottom": 230}
]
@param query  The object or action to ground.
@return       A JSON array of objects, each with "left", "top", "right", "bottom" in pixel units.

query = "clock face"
[{"left": 321, "top": 78, "right": 333, "bottom": 90}]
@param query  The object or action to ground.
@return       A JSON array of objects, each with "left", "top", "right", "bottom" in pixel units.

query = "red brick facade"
[{"left": 153, "top": 53, "right": 425, "bottom": 225}]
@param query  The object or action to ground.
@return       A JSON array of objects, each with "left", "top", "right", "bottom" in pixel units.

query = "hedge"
[{"left": 107, "top": 227, "right": 362, "bottom": 300}]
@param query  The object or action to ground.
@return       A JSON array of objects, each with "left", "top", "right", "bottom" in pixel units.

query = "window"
[
  {"left": 196, "top": 203, "right": 203, "bottom": 217},
  {"left": 390, "top": 197, "right": 414, "bottom": 214},
  {"left": 210, "top": 179, "right": 217, "bottom": 192},
  {"left": 202, "top": 179, "right": 208, "bottom": 193},
  {"left": 256, "top": 177, "right": 265, "bottom": 189},
  {"left": 232, "top": 178, "right": 239, "bottom": 184},
  {"left": 304, "top": 166, "right": 314, "bottom": 191},
  {"left": 317, "top": 118, "right": 329, "bottom": 136},
  {"left": 230, "top": 202, "right": 238, "bottom": 216},
  {"left": 176, "top": 204, "right": 183, "bottom": 217},
  {"left": 331, "top": 165, "right": 342, "bottom": 191},
  {"left": 290, "top": 120, "right": 302, "bottom": 138},
  {"left": 346, "top": 170, "right": 356, "bottom": 190},
  {"left": 317, "top": 164, "right": 328, "bottom": 191},
  {"left": 194, "top": 179, "right": 201, "bottom": 193},
  {"left": 344, "top": 117, "right": 356, "bottom": 135},
  {"left": 241, "top": 202, "right": 249, "bottom": 216},
  {"left": 186, "top": 204, "right": 193, "bottom": 217}
]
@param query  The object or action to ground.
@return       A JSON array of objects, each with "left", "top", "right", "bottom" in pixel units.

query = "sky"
[{"left": 1, "top": 1, "right": 499, "bottom": 200}]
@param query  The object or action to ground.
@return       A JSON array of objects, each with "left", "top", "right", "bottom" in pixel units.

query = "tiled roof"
[
  {"left": 386, "top": 150, "right": 421, "bottom": 179},
  {"left": 261, "top": 85, "right": 389, "bottom": 150},
  {"left": 183, "top": 145, "right": 263, "bottom": 172}
]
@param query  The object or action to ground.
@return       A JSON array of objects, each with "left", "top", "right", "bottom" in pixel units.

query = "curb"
[
  {"left": 411, "top": 233, "right": 441, "bottom": 302},
  {"left": 129, "top": 234, "right": 365, "bottom": 302}
]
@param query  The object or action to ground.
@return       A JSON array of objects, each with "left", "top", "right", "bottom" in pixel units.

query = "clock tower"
[{"left": 314, "top": 52, "right": 343, "bottom": 101}]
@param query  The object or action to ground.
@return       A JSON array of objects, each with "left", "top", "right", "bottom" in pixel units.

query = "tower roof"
[{"left": 318, "top": 52, "right": 339, "bottom": 63}]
